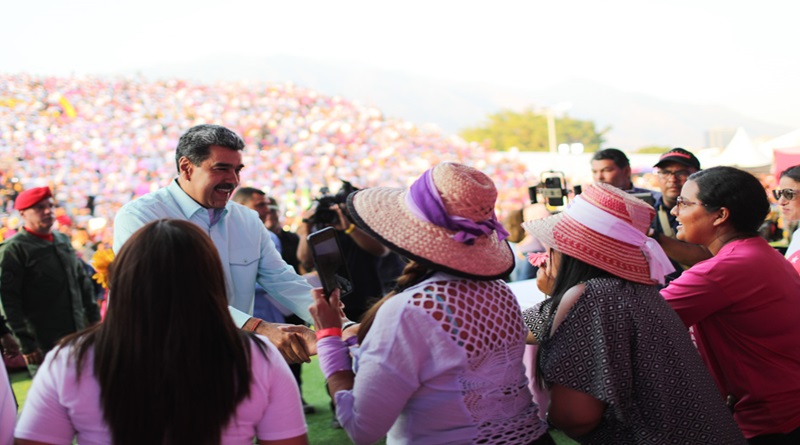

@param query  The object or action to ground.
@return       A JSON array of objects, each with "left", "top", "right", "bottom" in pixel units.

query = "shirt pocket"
[{"left": 228, "top": 246, "right": 259, "bottom": 269}]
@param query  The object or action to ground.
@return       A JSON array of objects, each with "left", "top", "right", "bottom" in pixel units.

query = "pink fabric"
[
  {"left": 661, "top": 237, "right": 800, "bottom": 438},
  {"left": 316, "top": 336, "right": 352, "bottom": 379},
  {"left": 1, "top": 363, "right": 14, "bottom": 445},
  {"left": 522, "top": 344, "right": 549, "bottom": 421},
  {"left": 15, "top": 336, "right": 307, "bottom": 444}
]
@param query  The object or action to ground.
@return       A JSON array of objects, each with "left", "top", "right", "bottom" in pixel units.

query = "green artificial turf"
[{"left": 297, "top": 357, "right": 373, "bottom": 444}]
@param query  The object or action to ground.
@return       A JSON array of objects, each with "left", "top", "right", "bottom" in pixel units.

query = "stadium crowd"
[
  {"left": 2, "top": 73, "right": 800, "bottom": 445},
  {"left": 0, "top": 73, "right": 533, "bottom": 255}
]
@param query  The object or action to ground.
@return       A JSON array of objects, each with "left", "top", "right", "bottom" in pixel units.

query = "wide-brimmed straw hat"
[
  {"left": 347, "top": 162, "right": 514, "bottom": 280},
  {"left": 522, "top": 182, "right": 674, "bottom": 285}
]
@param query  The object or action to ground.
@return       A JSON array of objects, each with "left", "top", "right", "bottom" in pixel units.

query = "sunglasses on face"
[{"left": 773, "top": 189, "right": 800, "bottom": 200}]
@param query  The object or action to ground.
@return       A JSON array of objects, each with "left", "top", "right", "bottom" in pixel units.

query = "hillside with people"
[{"left": 0, "top": 73, "right": 536, "bottom": 252}]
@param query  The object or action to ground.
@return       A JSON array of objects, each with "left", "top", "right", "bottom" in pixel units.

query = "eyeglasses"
[
  {"left": 773, "top": 189, "right": 800, "bottom": 201},
  {"left": 676, "top": 196, "right": 706, "bottom": 209},
  {"left": 657, "top": 169, "right": 692, "bottom": 180}
]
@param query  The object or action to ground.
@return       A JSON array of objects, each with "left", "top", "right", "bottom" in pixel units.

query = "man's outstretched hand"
[{"left": 246, "top": 319, "right": 316, "bottom": 364}]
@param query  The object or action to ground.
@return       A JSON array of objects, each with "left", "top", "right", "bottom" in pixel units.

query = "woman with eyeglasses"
[
  {"left": 774, "top": 165, "right": 800, "bottom": 272},
  {"left": 661, "top": 166, "right": 800, "bottom": 444}
]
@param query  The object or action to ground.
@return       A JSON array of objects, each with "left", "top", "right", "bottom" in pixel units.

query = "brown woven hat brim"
[
  {"left": 347, "top": 188, "right": 515, "bottom": 280},
  {"left": 522, "top": 213, "right": 654, "bottom": 285}
]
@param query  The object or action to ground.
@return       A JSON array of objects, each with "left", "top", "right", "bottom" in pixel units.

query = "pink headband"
[{"left": 565, "top": 198, "right": 674, "bottom": 284}]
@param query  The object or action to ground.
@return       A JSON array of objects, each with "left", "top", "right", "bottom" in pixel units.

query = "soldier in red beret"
[{"left": 0, "top": 187, "right": 100, "bottom": 370}]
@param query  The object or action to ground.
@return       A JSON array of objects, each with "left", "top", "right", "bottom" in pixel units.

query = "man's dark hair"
[
  {"left": 592, "top": 148, "right": 630, "bottom": 169},
  {"left": 690, "top": 166, "right": 770, "bottom": 234},
  {"left": 175, "top": 124, "right": 245, "bottom": 173},
  {"left": 232, "top": 187, "right": 265, "bottom": 205}
]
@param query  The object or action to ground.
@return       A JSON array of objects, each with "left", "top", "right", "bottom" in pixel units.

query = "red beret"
[
  {"left": 14, "top": 187, "right": 53, "bottom": 210},
  {"left": 56, "top": 215, "right": 73, "bottom": 227}
]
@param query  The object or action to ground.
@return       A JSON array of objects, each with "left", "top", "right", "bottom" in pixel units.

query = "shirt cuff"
[{"left": 228, "top": 305, "right": 251, "bottom": 328}]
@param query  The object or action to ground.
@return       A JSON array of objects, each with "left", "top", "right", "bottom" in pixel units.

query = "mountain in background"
[{"left": 127, "top": 54, "right": 791, "bottom": 149}]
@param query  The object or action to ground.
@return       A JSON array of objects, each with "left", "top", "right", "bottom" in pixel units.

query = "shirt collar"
[
  {"left": 23, "top": 226, "right": 54, "bottom": 242},
  {"left": 166, "top": 178, "right": 229, "bottom": 224}
]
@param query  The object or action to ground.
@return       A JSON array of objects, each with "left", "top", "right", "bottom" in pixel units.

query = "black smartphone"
[{"left": 307, "top": 227, "right": 354, "bottom": 300}]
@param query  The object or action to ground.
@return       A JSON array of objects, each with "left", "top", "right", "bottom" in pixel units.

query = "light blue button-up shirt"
[{"left": 113, "top": 179, "right": 313, "bottom": 327}]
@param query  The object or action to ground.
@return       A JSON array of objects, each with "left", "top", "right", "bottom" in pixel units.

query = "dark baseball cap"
[{"left": 654, "top": 148, "right": 701, "bottom": 170}]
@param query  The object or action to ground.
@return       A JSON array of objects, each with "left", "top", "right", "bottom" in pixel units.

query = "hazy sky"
[{"left": 3, "top": 0, "right": 798, "bottom": 127}]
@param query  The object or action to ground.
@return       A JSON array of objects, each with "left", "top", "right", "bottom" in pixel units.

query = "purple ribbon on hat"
[{"left": 404, "top": 169, "right": 509, "bottom": 245}]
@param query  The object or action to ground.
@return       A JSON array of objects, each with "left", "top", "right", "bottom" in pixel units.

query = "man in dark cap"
[
  {"left": 650, "top": 148, "right": 712, "bottom": 282},
  {"left": 0, "top": 187, "right": 100, "bottom": 368}
]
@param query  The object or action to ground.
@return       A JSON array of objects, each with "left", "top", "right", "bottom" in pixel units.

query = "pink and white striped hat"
[{"left": 522, "top": 182, "right": 674, "bottom": 285}]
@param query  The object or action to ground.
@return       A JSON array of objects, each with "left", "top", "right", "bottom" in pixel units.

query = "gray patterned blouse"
[{"left": 522, "top": 277, "right": 745, "bottom": 444}]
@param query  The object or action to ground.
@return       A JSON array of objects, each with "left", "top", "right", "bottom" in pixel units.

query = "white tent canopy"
[
  {"left": 763, "top": 128, "right": 800, "bottom": 175},
  {"left": 760, "top": 128, "right": 800, "bottom": 152},
  {"left": 705, "top": 127, "right": 771, "bottom": 169}
]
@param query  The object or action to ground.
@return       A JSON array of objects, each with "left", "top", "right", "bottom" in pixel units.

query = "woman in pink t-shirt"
[
  {"left": 15, "top": 219, "right": 308, "bottom": 445},
  {"left": 662, "top": 166, "right": 800, "bottom": 444}
]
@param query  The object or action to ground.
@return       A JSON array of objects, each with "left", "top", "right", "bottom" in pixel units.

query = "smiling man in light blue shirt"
[{"left": 113, "top": 124, "right": 315, "bottom": 363}]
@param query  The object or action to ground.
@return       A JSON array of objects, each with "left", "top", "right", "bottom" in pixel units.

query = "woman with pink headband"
[
  {"left": 521, "top": 182, "right": 743, "bottom": 444},
  {"left": 309, "top": 163, "right": 552, "bottom": 444}
]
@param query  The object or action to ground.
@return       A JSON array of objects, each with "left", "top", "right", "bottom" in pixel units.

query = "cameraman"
[{"left": 297, "top": 196, "right": 391, "bottom": 323}]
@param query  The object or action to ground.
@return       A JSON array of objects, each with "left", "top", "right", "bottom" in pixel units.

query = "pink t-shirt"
[
  {"left": 662, "top": 237, "right": 800, "bottom": 438},
  {"left": 15, "top": 335, "right": 307, "bottom": 444},
  {"left": 0, "top": 363, "right": 15, "bottom": 445}
]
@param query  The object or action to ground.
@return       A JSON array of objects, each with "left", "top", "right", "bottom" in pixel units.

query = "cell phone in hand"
[{"left": 307, "top": 227, "right": 354, "bottom": 300}]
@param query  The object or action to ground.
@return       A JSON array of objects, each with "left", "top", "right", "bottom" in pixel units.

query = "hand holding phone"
[{"left": 307, "top": 227, "right": 354, "bottom": 300}]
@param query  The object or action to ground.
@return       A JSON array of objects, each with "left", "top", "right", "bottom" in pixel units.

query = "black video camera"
[
  {"left": 304, "top": 180, "right": 357, "bottom": 226},
  {"left": 528, "top": 171, "right": 582, "bottom": 209}
]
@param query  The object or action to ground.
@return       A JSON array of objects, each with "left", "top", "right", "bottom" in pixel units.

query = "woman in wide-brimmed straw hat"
[
  {"left": 309, "top": 162, "right": 552, "bottom": 445},
  {"left": 521, "top": 182, "right": 744, "bottom": 444}
]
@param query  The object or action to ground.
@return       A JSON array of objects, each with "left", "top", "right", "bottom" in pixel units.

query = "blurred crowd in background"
[
  {"left": 0, "top": 73, "right": 790, "bottom": 262},
  {"left": 0, "top": 73, "right": 537, "bottom": 260}
]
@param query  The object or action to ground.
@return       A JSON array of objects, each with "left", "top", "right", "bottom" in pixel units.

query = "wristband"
[
  {"left": 249, "top": 318, "right": 263, "bottom": 332},
  {"left": 341, "top": 321, "right": 358, "bottom": 331},
  {"left": 344, "top": 223, "right": 356, "bottom": 235},
  {"left": 315, "top": 327, "right": 342, "bottom": 340},
  {"left": 317, "top": 336, "right": 352, "bottom": 379}
]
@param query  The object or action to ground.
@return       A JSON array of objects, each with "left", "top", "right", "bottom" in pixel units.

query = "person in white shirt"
[
  {"left": 113, "top": 124, "right": 315, "bottom": 363},
  {"left": 309, "top": 163, "right": 552, "bottom": 445}
]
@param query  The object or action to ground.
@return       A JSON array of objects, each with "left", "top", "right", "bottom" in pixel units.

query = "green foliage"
[
  {"left": 635, "top": 145, "right": 673, "bottom": 154},
  {"left": 460, "top": 108, "right": 609, "bottom": 152}
]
